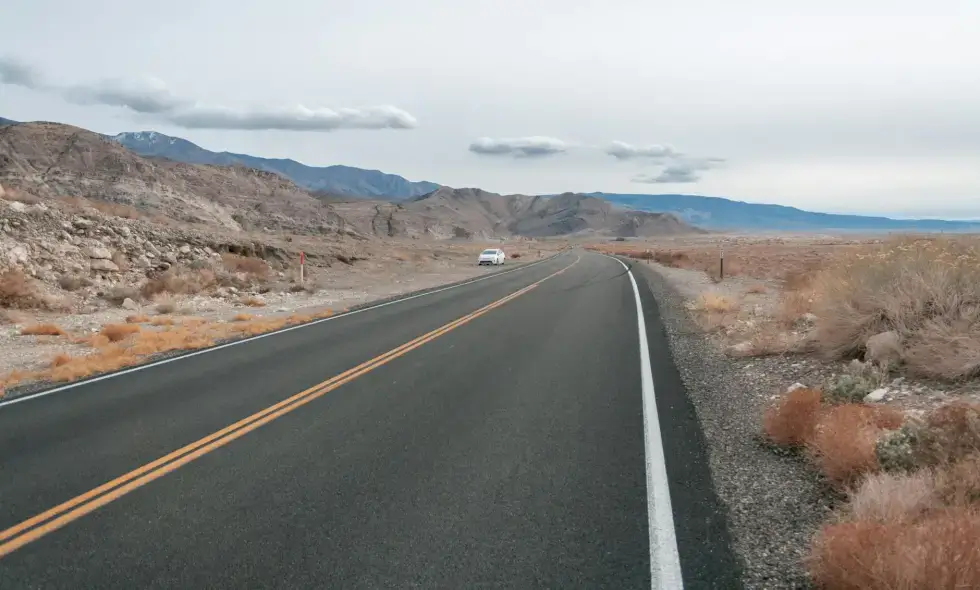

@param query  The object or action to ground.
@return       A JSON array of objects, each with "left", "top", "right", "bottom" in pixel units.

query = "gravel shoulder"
[{"left": 631, "top": 260, "right": 828, "bottom": 589}]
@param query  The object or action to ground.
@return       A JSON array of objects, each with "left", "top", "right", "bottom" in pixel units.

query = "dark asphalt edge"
[
  {"left": 620, "top": 256, "right": 745, "bottom": 590},
  {"left": 0, "top": 253, "right": 563, "bottom": 403}
]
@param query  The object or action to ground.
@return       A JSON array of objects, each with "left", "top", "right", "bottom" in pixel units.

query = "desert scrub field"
[{"left": 600, "top": 235, "right": 980, "bottom": 588}]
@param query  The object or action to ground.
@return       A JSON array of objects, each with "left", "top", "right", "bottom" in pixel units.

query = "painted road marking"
[
  {"left": 0, "top": 257, "right": 579, "bottom": 559},
  {"left": 607, "top": 254, "right": 684, "bottom": 590},
  {"left": 0, "top": 253, "right": 562, "bottom": 410}
]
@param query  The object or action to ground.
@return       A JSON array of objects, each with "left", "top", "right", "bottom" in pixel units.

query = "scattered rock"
[
  {"left": 73, "top": 217, "right": 94, "bottom": 229},
  {"left": 7, "top": 201, "right": 28, "bottom": 213},
  {"left": 90, "top": 259, "right": 120, "bottom": 272},
  {"left": 121, "top": 297, "right": 139, "bottom": 310},
  {"left": 84, "top": 246, "right": 112, "bottom": 260},
  {"left": 178, "top": 244, "right": 191, "bottom": 255},
  {"left": 864, "top": 387, "right": 889, "bottom": 402},
  {"left": 786, "top": 382, "right": 807, "bottom": 393},
  {"left": 6, "top": 245, "right": 29, "bottom": 265}
]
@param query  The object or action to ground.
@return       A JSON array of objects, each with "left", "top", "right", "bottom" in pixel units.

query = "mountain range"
[
  {"left": 0, "top": 120, "right": 699, "bottom": 239},
  {"left": 591, "top": 193, "right": 980, "bottom": 233},
  {"left": 2, "top": 115, "right": 977, "bottom": 232}
]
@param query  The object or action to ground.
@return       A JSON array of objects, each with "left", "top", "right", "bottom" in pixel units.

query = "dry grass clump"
[
  {"left": 100, "top": 323, "right": 140, "bottom": 342},
  {"left": 808, "top": 404, "right": 904, "bottom": 487},
  {"left": 810, "top": 236, "right": 980, "bottom": 379},
  {"left": 232, "top": 313, "right": 254, "bottom": 322},
  {"left": 763, "top": 387, "right": 823, "bottom": 447},
  {"left": 150, "top": 315, "right": 175, "bottom": 326},
  {"left": 0, "top": 269, "right": 53, "bottom": 310},
  {"left": 49, "top": 353, "right": 72, "bottom": 368},
  {"left": 20, "top": 323, "right": 66, "bottom": 336},
  {"left": 126, "top": 314, "right": 150, "bottom": 324},
  {"left": 1, "top": 188, "right": 43, "bottom": 204},
  {"left": 240, "top": 296, "right": 266, "bottom": 308},
  {"left": 57, "top": 195, "right": 144, "bottom": 219},
  {"left": 104, "top": 285, "right": 140, "bottom": 305},
  {"left": 808, "top": 507, "right": 980, "bottom": 590},
  {"left": 221, "top": 253, "right": 269, "bottom": 278},
  {"left": 57, "top": 274, "right": 90, "bottom": 292},
  {"left": 692, "top": 292, "right": 738, "bottom": 313},
  {"left": 141, "top": 267, "right": 217, "bottom": 299}
]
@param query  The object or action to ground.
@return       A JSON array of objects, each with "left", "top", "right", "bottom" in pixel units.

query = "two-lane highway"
[{"left": 0, "top": 251, "right": 740, "bottom": 588}]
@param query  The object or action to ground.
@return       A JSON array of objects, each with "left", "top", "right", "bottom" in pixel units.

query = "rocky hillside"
[
  {"left": 333, "top": 188, "right": 702, "bottom": 239},
  {"left": 0, "top": 123, "right": 346, "bottom": 235}
]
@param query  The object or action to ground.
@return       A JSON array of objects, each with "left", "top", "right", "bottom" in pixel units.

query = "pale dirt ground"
[
  {"left": 587, "top": 234, "right": 980, "bottom": 411},
  {"left": 0, "top": 239, "right": 564, "bottom": 391}
]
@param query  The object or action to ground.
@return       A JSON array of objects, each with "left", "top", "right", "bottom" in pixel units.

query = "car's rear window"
[{"left": 482, "top": 250, "right": 497, "bottom": 255}]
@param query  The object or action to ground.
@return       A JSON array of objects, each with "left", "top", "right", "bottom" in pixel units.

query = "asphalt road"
[{"left": 0, "top": 250, "right": 740, "bottom": 589}]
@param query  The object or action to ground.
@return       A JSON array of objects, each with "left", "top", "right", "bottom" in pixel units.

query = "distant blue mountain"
[
  {"left": 111, "top": 131, "right": 440, "bottom": 199},
  {"left": 590, "top": 192, "right": 980, "bottom": 233},
  {"left": 0, "top": 117, "right": 17, "bottom": 126}
]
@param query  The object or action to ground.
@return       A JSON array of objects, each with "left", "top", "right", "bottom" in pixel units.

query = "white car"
[{"left": 477, "top": 248, "right": 506, "bottom": 266}]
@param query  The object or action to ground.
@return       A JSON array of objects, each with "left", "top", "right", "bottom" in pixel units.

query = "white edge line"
[
  {"left": 0, "top": 254, "right": 561, "bottom": 410},
  {"left": 605, "top": 253, "right": 684, "bottom": 590}
]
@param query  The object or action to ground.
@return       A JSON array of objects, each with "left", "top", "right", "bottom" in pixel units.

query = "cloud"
[
  {"left": 0, "top": 57, "right": 416, "bottom": 131},
  {"left": 469, "top": 136, "right": 567, "bottom": 158},
  {"left": 0, "top": 57, "right": 42, "bottom": 88},
  {"left": 606, "top": 140, "right": 677, "bottom": 160},
  {"left": 64, "top": 77, "right": 189, "bottom": 114},
  {"left": 632, "top": 157, "right": 725, "bottom": 184},
  {"left": 167, "top": 104, "right": 416, "bottom": 131}
]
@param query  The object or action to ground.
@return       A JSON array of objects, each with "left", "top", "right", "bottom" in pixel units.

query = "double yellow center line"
[{"left": 0, "top": 257, "right": 579, "bottom": 559}]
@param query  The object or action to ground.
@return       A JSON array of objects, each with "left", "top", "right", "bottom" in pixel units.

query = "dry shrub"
[
  {"left": 58, "top": 274, "right": 87, "bottom": 292},
  {"left": 221, "top": 253, "right": 269, "bottom": 278},
  {"left": 763, "top": 387, "right": 823, "bottom": 447},
  {"left": 916, "top": 401, "right": 980, "bottom": 466},
  {"left": 232, "top": 313, "right": 254, "bottom": 322},
  {"left": 811, "top": 237, "right": 980, "bottom": 379},
  {"left": 100, "top": 323, "right": 140, "bottom": 342},
  {"left": 67, "top": 197, "right": 144, "bottom": 220},
  {"left": 150, "top": 316, "right": 175, "bottom": 326},
  {"left": 692, "top": 292, "right": 738, "bottom": 313},
  {"left": 511, "top": 252, "right": 522, "bottom": 259},
  {"left": 49, "top": 353, "right": 72, "bottom": 368},
  {"left": 126, "top": 314, "right": 149, "bottom": 324},
  {"left": 842, "top": 469, "right": 937, "bottom": 525},
  {"left": 932, "top": 453, "right": 980, "bottom": 506},
  {"left": 746, "top": 284, "right": 767, "bottom": 294},
  {"left": 154, "top": 299, "right": 177, "bottom": 314},
  {"left": 20, "top": 323, "right": 65, "bottom": 336},
  {"left": 141, "top": 267, "right": 216, "bottom": 299},
  {"left": 730, "top": 325, "right": 805, "bottom": 358},
  {"left": 1, "top": 188, "right": 42, "bottom": 204},
  {"left": 807, "top": 404, "right": 904, "bottom": 487},
  {"left": 241, "top": 296, "right": 266, "bottom": 307},
  {"left": 0, "top": 269, "right": 50, "bottom": 310},
  {"left": 808, "top": 507, "right": 980, "bottom": 590},
  {"left": 653, "top": 250, "right": 691, "bottom": 267},
  {"left": 104, "top": 285, "right": 139, "bottom": 305}
]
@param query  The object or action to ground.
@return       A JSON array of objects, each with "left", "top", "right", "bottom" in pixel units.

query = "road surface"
[{"left": 0, "top": 251, "right": 739, "bottom": 588}]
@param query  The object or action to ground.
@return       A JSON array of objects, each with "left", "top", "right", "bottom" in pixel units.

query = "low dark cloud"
[
  {"left": 469, "top": 136, "right": 567, "bottom": 158},
  {"left": 0, "top": 57, "right": 417, "bottom": 131},
  {"left": 632, "top": 157, "right": 726, "bottom": 184}
]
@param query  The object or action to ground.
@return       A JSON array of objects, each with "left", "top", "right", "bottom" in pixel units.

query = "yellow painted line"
[{"left": 0, "top": 256, "right": 579, "bottom": 559}]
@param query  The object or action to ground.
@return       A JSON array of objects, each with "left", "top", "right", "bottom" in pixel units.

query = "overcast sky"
[{"left": 2, "top": 0, "right": 978, "bottom": 218}]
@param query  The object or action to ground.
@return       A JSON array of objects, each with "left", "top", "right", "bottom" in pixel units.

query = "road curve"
[{"left": 0, "top": 250, "right": 740, "bottom": 589}]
